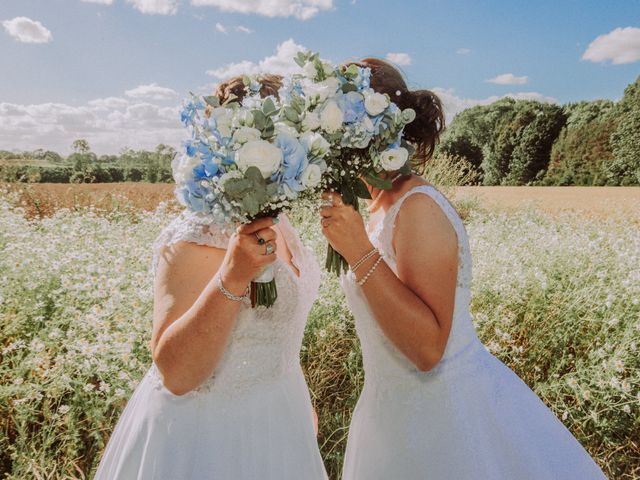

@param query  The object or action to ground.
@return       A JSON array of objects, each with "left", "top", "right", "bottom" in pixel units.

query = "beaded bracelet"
[
  {"left": 350, "top": 247, "right": 379, "bottom": 272},
  {"left": 216, "top": 273, "right": 250, "bottom": 302},
  {"left": 357, "top": 254, "right": 384, "bottom": 286}
]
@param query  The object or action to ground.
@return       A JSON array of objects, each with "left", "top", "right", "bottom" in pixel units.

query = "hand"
[
  {"left": 219, "top": 217, "right": 279, "bottom": 293},
  {"left": 319, "top": 192, "right": 374, "bottom": 265}
]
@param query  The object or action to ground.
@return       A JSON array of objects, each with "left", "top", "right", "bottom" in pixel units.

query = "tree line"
[
  {"left": 0, "top": 141, "right": 175, "bottom": 184},
  {"left": 437, "top": 76, "right": 639, "bottom": 186},
  {"left": 1, "top": 75, "right": 638, "bottom": 185}
]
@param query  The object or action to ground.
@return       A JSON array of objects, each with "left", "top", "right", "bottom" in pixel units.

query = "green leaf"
[
  {"left": 353, "top": 178, "right": 372, "bottom": 199},
  {"left": 252, "top": 110, "right": 267, "bottom": 130},
  {"left": 365, "top": 172, "right": 393, "bottom": 190},
  {"left": 242, "top": 195, "right": 261, "bottom": 216},
  {"left": 283, "top": 107, "right": 300, "bottom": 123},
  {"left": 245, "top": 166, "right": 266, "bottom": 185},
  {"left": 341, "top": 83, "right": 357, "bottom": 94},
  {"left": 224, "top": 178, "right": 253, "bottom": 197},
  {"left": 203, "top": 95, "right": 220, "bottom": 107},
  {"left": 262, "top": 97, "right": 278, "bottom": 116}
]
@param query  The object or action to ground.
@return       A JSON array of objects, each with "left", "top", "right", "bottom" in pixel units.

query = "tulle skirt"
[
  {"left": 342, "top": 341, "right": 607, "bottom": 480},
  {"left": 94, "top": 363, "right": 328, "bottom": 480}
]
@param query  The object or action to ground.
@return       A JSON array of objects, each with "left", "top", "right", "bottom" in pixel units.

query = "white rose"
[
  {"left": 300, "top": 163, "right": 322, "bottom": 188},
  {"left": 211, "top": 107, "right": 234, "bottom": 137},
  {"left": 364, "top": 91, "right": 390, "bottom": 116},
  {"left": 379, "top": 147, "right": 409, "bottom": 171},
  {"left": 302, "top": 77, "right": 341, "bottom": 104},
  {"left": 232, "top": 126, "right": 261, "bottom": 144},
  {"left": 171, "top": 153, "right": 201, "bottom": 184},
  {"left": 274, "top": 122, "right": 300, "bottom": 138},
  {"left": 236, "top": 140, "right": 283, "bottom": 179},
  {"left": 299, "top": 131, "right": 330, "bottom": 158},
  {"left": 302, "top": 111, "right": 320, "bottom": 131},
  {"left": 319, "top": 100, "right": 344, "bottom": 133}
]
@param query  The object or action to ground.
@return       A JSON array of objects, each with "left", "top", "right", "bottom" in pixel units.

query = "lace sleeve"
[{"left": 150, "top": 209, "right": 235, "bottom": 279}]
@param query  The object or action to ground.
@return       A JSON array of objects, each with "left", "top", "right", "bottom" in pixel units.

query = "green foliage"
[
  {"left": 438, "top": 76, "right": 639, "bottom": 186},
  {"left": 606, "top": 77, "right": 640, "bottom": 185}
]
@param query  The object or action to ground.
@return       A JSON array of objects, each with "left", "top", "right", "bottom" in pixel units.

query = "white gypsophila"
[
  {"left": 319, "top": 99, "right": 344, "bottom": 133},
  {"left": 210, "top": 107, "right": 234, "bottom": 138},
  {"left": 364, "top": 90, "right": 390, "bottom": 116},
  {"left": 379, "top": 147, "right": 409, "bottom": 171},
  {"left": 232, "top": 126, "right": 261, "bottom": 144},
  {"left": 300, "top": 163, "right": 322, "bottom": 188},
  {"left": 171, "top": 153, "right": 201, "bottom": 185},
  {"left": 302, "top": 111, "right": 321, "bottom": 131},
  {"left": 274, "top": 122, "right": 300, "bottom": 138},
  {"left": 299, "top": 131, "right": 330, "bottom": 158},
  {"left": 236, "top": 139, "right": 283, "bottom": 179}
]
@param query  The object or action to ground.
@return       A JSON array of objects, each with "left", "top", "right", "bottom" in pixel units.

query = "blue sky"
[{"left": 1, "top": 0, "right": 638, "bottom": 154}]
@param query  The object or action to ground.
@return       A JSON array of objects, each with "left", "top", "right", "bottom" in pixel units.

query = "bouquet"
[
  {"left": 172, "top": 75, "right": 329, "bottom": 307},
  {"left": 277, "top": 51, "right": 417, "bottom": 275}
]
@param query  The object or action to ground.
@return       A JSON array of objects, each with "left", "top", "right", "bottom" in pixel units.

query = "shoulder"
[{"left": 394, "top": 187, "right": 458, "bottom": 247}]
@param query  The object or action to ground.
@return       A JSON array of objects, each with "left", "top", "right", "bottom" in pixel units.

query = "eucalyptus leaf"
[
  {"left": 365, "top": 172, "right": 393, "bottom": 190},
  {"left": 262, "top": 97, "right": 277, "bottom": 116},
  {"left": 284, "top": 107, "right": 300, "bottom": 123},
  {"left": 341, "top": 83, "right": 357, "bottom": 94},
  {"left": 203, "top": 95, "right": 220, "bottom": 107},
  {"left": 353, "top": 178, "right": 372, "bottom": 199}
]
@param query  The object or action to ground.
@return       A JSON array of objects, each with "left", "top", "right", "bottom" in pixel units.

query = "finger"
[
  {"left": 319, "top": 206, "right": 335, "bottom": 218},
  {"left": 237, "top": 217, "right": 278, "bottom": 235},
  {"left": 253, "top": 227, "right": 276, "bottom": 242}
]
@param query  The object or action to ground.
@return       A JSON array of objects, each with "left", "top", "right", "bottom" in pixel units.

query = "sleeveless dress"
[
  {"left": 93, "top": 210, "right": 328, "bottom": 480},
  {"left": 340, "top": 185, "right": 606, "bottom": 480}
]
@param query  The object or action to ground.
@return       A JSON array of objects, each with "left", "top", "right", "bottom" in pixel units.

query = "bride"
[
  {"left": 93, "top": 74, "right": 328, "bottom": 480},
  {"left": 319, "top": 58, "right": 607, "bottom": 479}
]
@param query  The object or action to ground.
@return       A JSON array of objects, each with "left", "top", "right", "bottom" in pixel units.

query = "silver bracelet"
[
  {"left": 357, "top": 254, "right": 384, "bottom": 286},
  {"left": 216, "top": 274, "right": 250, "bottom": 302},
  {"left": 350, "top": 247, "right": 379, "bottom": 272}
]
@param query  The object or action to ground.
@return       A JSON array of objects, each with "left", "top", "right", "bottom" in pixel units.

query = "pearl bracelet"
[
  {"left": 350, "top": 247, "right": 379, "bottom": 272},
  {"left": 357, "top": 254, "right": 384, "bottom": 286},
  {"left": 216, "top": 273, "right": 250, "bottom": 302}
]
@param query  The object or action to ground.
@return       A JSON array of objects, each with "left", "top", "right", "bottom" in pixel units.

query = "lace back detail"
[{"left": 150, "top": 209, "right": 235, "bottom": 279}]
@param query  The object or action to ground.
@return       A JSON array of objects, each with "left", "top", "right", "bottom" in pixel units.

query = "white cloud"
[
  {"left": 0, "top": 99, "right": 184, "bottom": 155},
  {"left": 206, "top": 38, "right": 308, "bottom": 79},
  {"left": 190, "top": 0, "right": 334, "bottom": 20},
  {"left": 582, "top": 27, "right": 640, "bottom": 65},
  {"left": 486, "top": 73, "right": 528, "bottom": 85},
  {"left": 385, "top": 52, "right": 412, "bottom": 66},
  {"left": 125, "top": 83, "right": 177, "bottom": 100},
  {"left": 235, "top": 25, "right": 253, "bottom": 34},
  {"left": 431, "top": 87, "right": 557, "bottom": 123},
  {"left": 215, "top": 22, "right": 227, "bottom": 33},
  {"left": 456, "top": 48, "right": 471, "bottom": 55},
  {"left": 2, "top": 17, "right": 52, "bottom": 44},
  {"left": 126, "top": 0, "right": 179, "bottom": 15},
  {"left": 80, "top": 0, "right": 114, "bottom": 4}
]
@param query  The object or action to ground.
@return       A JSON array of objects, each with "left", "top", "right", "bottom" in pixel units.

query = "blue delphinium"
[{"left": 337, "top": 91, "right": 366, "bottom": 124}]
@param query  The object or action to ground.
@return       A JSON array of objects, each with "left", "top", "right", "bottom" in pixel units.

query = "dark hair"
[
  {"left": 343, "top": 57, "right": 445, "bottom": 174},
  {"left": 214, "top": 73, "right": 283, "bottom": 104}
]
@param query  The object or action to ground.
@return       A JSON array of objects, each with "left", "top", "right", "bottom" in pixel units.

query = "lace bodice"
[
  {"left": 148, "top": 209, "right": 321, "bottom": 399},
  {"left": 340, "top": 185, "right": 482, "bottom": 386}
]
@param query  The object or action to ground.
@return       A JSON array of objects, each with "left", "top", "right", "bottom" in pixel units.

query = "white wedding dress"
[
  {"left": 340, "top": 185, "right": 606, "bottom": 480},
  {"left": 93, "top": 210, "right": 328, "bottom": 480}
]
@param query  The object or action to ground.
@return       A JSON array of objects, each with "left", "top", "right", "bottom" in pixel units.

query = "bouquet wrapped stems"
[
  {"left": 250, "top": 264, "right": 278, "bottom": 308},
  {"left": 324, "top": 186, "right": 360, "bottom": 277}
]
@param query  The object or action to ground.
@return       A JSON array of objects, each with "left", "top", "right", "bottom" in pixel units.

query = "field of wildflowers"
[{"left": 0, "top": 184, "right": 638, "bottom": 479}]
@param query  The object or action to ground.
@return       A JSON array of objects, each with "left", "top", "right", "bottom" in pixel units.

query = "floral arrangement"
[
  {"left": 277, "top": 51, "right": 417, "bottom": 275},
  {"left": 172, "top": 75, "right": 330, "bottom": 307},
  {"left": 171, "top": 49, "right": 418, "bottom": 307}
]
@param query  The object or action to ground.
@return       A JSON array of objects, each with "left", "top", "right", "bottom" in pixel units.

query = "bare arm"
[
  {"left": 321, "top": 193, "right": 458, "bottom": 371},
  {"left": 150, "top": 217, "right": 279, "bottom": 396}
]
